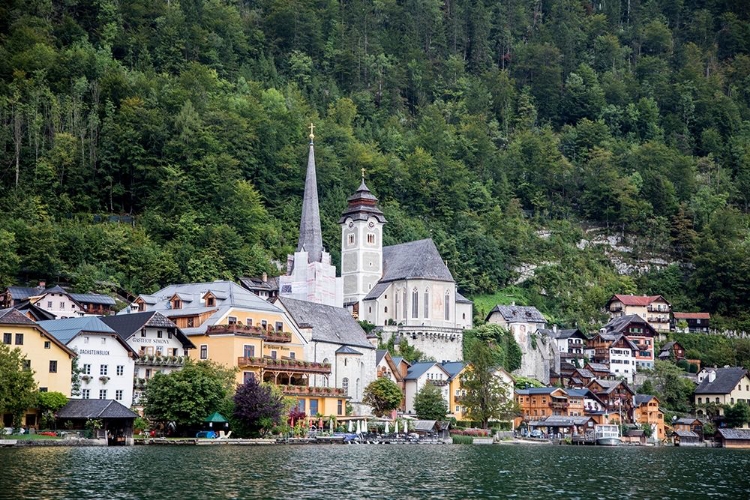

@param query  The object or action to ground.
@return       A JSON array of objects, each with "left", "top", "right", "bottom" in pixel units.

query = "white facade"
[
  {"left": 32, "top": 291, "right": 84, "bottom": 319},
  {"left": 609, "top": 347, "right": 636, "bottom": 383},
  {"left": 71, "top": 334, "right": 135, "bottom": 407},
  {"left": 404, "top": 364, "right": 451, "bottom": 414},
  {"left": 279, "top": 251, "right": 343, "bottom": 307},
  {"left": 341, "top": 216, "right": 384, "bottom": 307}
]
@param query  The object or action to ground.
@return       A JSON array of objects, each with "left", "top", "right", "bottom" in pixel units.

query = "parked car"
[{"left": 530, "top": 429, "right": 543, "bottom": 439}]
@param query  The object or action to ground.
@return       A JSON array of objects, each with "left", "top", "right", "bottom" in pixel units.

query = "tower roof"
[
  {"left": 339, "top": 176, "right": 387, "bottom": 224},
  {"left": 297, "top": 134, "right": 324, "bottom": 263}
]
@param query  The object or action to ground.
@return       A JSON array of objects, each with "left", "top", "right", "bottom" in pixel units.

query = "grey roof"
[
  {"left": 635, "top": 394, "right": 656, "bottom": 406},
  {"left": 276, "top": 296, "right": 372, "bottom": 349},
  {"left": 440, "top": 361, "right": 466, "bottom": 380},
  {"left": 380, "top": 239, "right": 454, "bottom": 283},
  {"left": 376, "top": 349, "right": 387, "bottom": 365},
  {"left": 660, "top": 341, "right": 676, "bottom": 352},
  {"left": 717, "top": 428, "right": 750, "bottom": 440},
  {"left": 603, "top": 314, "right": 657, "bottom": 336},
  {"left": 0, "top": 307, "right": 37, "bottom": 325},
  {"left": 392, "top": 356, "right": 406, "bottom": 367},
  {"left": 412, "top": 420, "right": 440, "bottom": 431},
  {"left": 574, "top": 368, "right": 595, "bottom": 379},
  {"left": 674, "top": 430, "right": 700, "bottom": 438},
  {"left": 56, "top": 399, "right": 138, "bottom": 419},
  {"left": 6, "top": 286, "right": 44, "bottom": 301},
  {"left": 45, "top": 285, "right": 67, "bottom": 294},
  {"left": 532, "top": 416, "right": 592, "bottom": 426},
  {"left": 239, "top": 276, "right": 280, "bottom": 293},
  {"left": 590, "top": 379, "right": 634, "bottom": 395},
  {"left": 404, "top": 362, "right": 448, "bottom": 381},
  {"left": 544, "top": 328, "right": 587, "bottom": 340},
  {"left": 455, "top": 292, "right": 472, "bottom": 304},
  {"left": 694, "top": 368, "right": 748, "bottom": 395},
  {"left": 486, "top": 305, "right": 546, "bottom": 324},
  {"left": 674, "top": 418, "right": 701, "bottom": 425},
  {"left": 515, "top": 387, "right": 562, "bottom": 396},
  {"left": 38, "top": 317, "right": 117, "bottom": 344},
  {"left": 69, "top": 293, "right": 116, "bottom": 306},
  {"left": 296, "top": 141, "right": 324, "bottom": 263},
  {"left": 363, "top": 282, "right": 389, "bottom": 301},
  {"left": 336, "top": 346, "right": 363, "bottom": 355},
  {"left": 101, "top": 311, "right": 195, "bottom": 349},
  {"left": 586, "top": 363, "right": 610, "bottom": 373},
  {"left": 338, "top": 179, "right": 387, "bottom": 223}
]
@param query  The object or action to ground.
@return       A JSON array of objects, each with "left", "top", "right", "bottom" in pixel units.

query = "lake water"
[{"left": 1, "top": 444, "right": 749, "bottom": 499}]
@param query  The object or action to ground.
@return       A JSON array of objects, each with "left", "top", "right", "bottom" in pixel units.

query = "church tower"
[
  {"left": 339, "top": 173, "right": 387, "bottom": 318},
  {"left": 279, "top": 125, "right": 343, "bottom": 307}
]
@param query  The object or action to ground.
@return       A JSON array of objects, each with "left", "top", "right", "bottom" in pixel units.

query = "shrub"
[{"left": 452, "top": 435, "right": 474, "bottom": 444}]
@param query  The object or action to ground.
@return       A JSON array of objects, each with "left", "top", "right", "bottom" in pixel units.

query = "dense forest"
[{"left": 1, "top": 0, "right": 750, "bottom": 331}]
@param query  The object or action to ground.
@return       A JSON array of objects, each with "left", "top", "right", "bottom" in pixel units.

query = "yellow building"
[
  {"left": 1, "top": 308, "right": 76, "bottom": 428},
  {"left": 447, "top": 363, "right": 514, "bottom": 423},
  {"left": 634, "top": 394, "right": 665, "bottom": 440}
]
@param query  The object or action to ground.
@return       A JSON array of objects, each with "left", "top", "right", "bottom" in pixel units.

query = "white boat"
[{"left": 595, "top": 424, "right": 621, "bottom": 446}]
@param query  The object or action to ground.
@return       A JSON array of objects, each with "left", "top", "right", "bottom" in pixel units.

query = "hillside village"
[{"left": 2, "top": 137, "right": 750, "bottom": 449}]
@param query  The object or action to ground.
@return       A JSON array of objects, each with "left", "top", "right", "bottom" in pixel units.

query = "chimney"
[
  {"left": 39, "top": 281, "right": 46, "bottom": 288},
  {"left": 553, "top": 325, "right": 558, "bottom": 334},
  {"left": 708, "top": 370, "right": 716, "bottom": 383},
  {"left": 262, "top": 272, "right": 267, "bottom": 283}
]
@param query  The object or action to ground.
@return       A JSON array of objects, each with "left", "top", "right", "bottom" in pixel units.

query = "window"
[
  {"left": 115, "top": 390, "right": 123, "bottom": 401},
  {"left": 156, "top": 346, "right": 163, "bottom": 356},
  {"left": 83, "top": 364, "right": 91, "bottom": 375},
  {"left": 40, "top": 387, "right": 47, "bottom": 393},
  {"left": 367, "top": 233, "right": 375, "bottom": 244},
  {"left": 101, "top": 337, "right": 106, "bottom": 344},
  {"left": 168, "top": 332, "right": 173, "bottom": 339},
  {"left": 445, "top": 292, "right": 450, "bottom": 321},
  {"left": 187, "top": 318, "right": 194, "bottom": 328},
  {"left": 297, "top": 399, "right": 305, "bottom": 413},
  {"left": 261, "top": 320, "right": 268, "bottom": 330},
  {"left": 44, "top": 341, "right": 51, "bottom": 349},
  {"left": 173, "top": 299, "right": 181, "bottom": 309},
  {"left": 412, "top": 289, "right": 418, "bottom": 318},
  {"left": 116, "top": 365, "right": 124, "bottom": 376},
  {"left": 310, "top": 399, "right": 319, "bottom": 416},
  {"left": 15, "top": 333, "right": 23, "bottom": 345},
  {"left": 402, "top": 289, "right": 407, "bottom": 320},
  {"left": 275, "top": 321, "right": 283, "bottom": 332},
  {"left": 206, "top": 297, "right": 215, "bottom": 307},
  {"left": 289, "top": 352, "right": 295, "bottom": 359},
  {"left": 82, "top": 389, "right": 90, "bottom": 399},
  {"left": 49, "top": 360, "right": 57, "bottom": 373},
  {"left": 145, "top": 369, "right": 152, "bottom": 379},
  {"left": 84, "top": 336, "right": 89, "bottom": 344},
  {"left": 60, "top": 302, "right": 65, "bottom": 309},
  {"left": 200, "top": 345, "right": 207, "bottom": 359},
  {"left": 157, "top": 330, "right": 163, "bottom": 338},
  {"left": 244, "top": 345, "right": 255, "bottom": 358},
  {"left": 99, "top": 389, "right": 107, "bottom": 399},
  {"left": 100, "top": 365, "right": 108, "bottom": 376},
  {"left": 424, "top": 288, "right": 429, "bottom": 319},
  {"left": 337, "top": 399, "right": 343, "bottom": 415},
  {"left": 243, "top": 372, "right": 255, "bottom": 384},
  {"left": 271, "top": 350, "right": 277, "bottom": 359},
  {"left": 141, "top": 329, "right": 146, "bottom": 337},
  {"left": 47, "top": 301, "right": 52, "bottom": 308},
  {"left": 228, "top": 316, "right": 237, "bottom": 325},
  {"left": 347, "top": 233, "right": 355, "bottom": 246},
  {"left": 716, "top": 397, "right": 720, "bottom": 403},
  {"left": 456, "top": 406, "right": 460, "bottom": 412},
  {"left": 343, "top": 377, "right": 349, "bottom": 395},
  {"left": 2, "top": 333, "right": 10, "bottom": 344}
]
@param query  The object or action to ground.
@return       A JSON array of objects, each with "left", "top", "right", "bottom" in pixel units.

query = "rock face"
[{"left": 512, "top": 330, "right": 559, "bottom": 385}]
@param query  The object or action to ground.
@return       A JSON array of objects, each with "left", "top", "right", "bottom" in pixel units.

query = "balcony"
[
  {"left": 427, "top": 379, "right": 449, "bottom": 387},
  {"left": 609, "top": 305, "right": 623, "bottom": 312},
  {"left": 136, "top": 354, "right": 186, "bottom": 367},
  {"left": 207, "top": 324, "right": 292, "bottom": 343},
  {"left": 237, "top": 357, "right": 331, "bottom": 374},
  {"left": 550, "top": 402, "right": 570, "bottom": 410},
  {"left": 280, "top": 385, "right": 347, "bottom": 397}
]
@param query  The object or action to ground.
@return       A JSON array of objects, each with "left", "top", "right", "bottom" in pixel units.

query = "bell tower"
[{"left": 339, "top": 172, "right": 387, "bottom": 318}]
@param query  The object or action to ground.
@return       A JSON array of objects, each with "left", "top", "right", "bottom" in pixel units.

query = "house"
[
  {"left": 444, "top": 361, "right": 513, "bottom": 423},
  {"left": 658, "top": 341, "right": 685, "bottom": 362},
  {"left": 600, "top": 314, "right": 658, "bottom": 371},
  {"left": 566, "top": 388, "right": 608, "bottom": 421},
  {"left": 633, "top": 394, "right": 666, "bottom": 440},
  {"left": 606, "top": 294, "right": 671, "bottom": 332},
  {"left": 487, "top": 304, "right": 547, "bottom": 336},
  {"left": 673, "top": 417, "right": 703, "bottom": 437},
  {"left": 514, "top": 387, "right": 570, "bottom": 428},
  {"left": 100, "top": 311, "right": 195, "bottom": 407},
  {"left": 586, "top": 379, "right": 635, "bottom": 423},
  {"left": 715, "top": 428, "right": 750, "bottom": 448},
  {"left": 1, "top": 283, "right": 46, "bottom": 308},
  {"left": 672, "top": 312, "right": 710, "bottom": 333},
  {"left": 376, "top": 349, "right": 405, "bottom": 386},
  {"left": 527, "top": 415, "right": 594, "bottom": 437},
  {"left": 586, "top": 332, "right": 637, "bottom": 382},
  {"left": 0, "top": 308, "right": 77, "bottom": 429},
  {"left": 238, "top": 273, "right": 280, "bottom": 301},
  {"left": 541, "top": 327, "right": 588, "bottom": 365},
  {"left": 694, "top": 367, "right": 750, "bottom": 416},
  {"left": 38, "top": 317, "right": 137, "bottom": 407},
  {"left": 584, "top": 363, "right": 611, "bottom": 379},
  {"left": 566, "top": 368, "right": 596, "bottom": 388},
  {"left": 403, "top": 362, "right": 451, "bottom": 415},
  {"left": 55, "top": 399, "right": 138, "bottom": 446},
  {"left": 16, "top": 285, "right": 117, "bottom": 319},
  {"left": 673, "top": 430, "right": 702, "bottom": 446}
]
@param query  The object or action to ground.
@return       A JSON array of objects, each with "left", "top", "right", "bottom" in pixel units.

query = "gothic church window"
[
  {"left": 343, "top": 377, "right": 349, "bottom": 395},
  {"left": 412, "top": 289, "right": 418, "bottom": 318},
  {"left": 424, "top": 288, "right": 430, "bottom": 319},
  {"left": 445, "top": 291, "right": 450, "bottom": 321},
  {"left": 403, "top": 290, "right": 407, "bottom": 320}
]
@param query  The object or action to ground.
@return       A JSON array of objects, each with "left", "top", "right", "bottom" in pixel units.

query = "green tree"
[
  {"left": 143, "top": 360, "right": 236, "bottom": 429},
  {"left": 0, "top": 343, "right": 37, "bottom": 428},
  {"left": 724, "top": 401, "right": 750, "bottom": 428},
  {"left": 363, "top": 377, "right": 403, "bottom": 417},
  {"left": 648, "top": 361, "right": 695, "bottom": 413},
  {"left": 460, "top": 342, "right": 517, "bottom": 429},
  {"left": 36, "top": 391, "right": 68, "bottom": 429},
  {"left": 413, "top": 383, "right": 448, "bottom": 421}
]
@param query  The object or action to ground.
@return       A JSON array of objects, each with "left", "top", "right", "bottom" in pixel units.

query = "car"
[{"left": 530, "top": 429, "right": 543, "bottom": 439}]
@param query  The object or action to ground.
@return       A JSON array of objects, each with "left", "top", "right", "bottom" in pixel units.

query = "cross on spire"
[{"left": 309, "top": 123, "right": 315, "bottom": 142}]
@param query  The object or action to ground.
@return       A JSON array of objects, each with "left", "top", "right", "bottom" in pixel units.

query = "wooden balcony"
[
  {"left": 550, "top": 401, "right": 570, "bottom": 410},
  {"left": 135, "top": 355, "right": 186, "bottom": 367},
  {"left": 207, "top": 324, "right": 291, "bottom": 342},
  {"left": 237, "top": 357, "right": 331, "bottom": 374},
  {"left": 280, "top": 385, "right": 347, "bottom": 397}
]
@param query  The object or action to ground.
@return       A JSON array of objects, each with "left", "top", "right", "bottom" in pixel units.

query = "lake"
[{"left": 1, "top": 444, "right": 749, "bottom": 499}]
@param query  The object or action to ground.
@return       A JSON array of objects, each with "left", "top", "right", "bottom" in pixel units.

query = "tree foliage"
[
  {"left": 232, "top": 378, "right": 284, "bottom": 437},
  {"left": 724, "top": 401, "right": 750, "bottom": 429},
  {"left": 460, "top": 342, "right": 517, "bottom": 429},
  {"left": 143, "top": 360, "right": 236, "bottom": 428},
  {"left": 0, "top": 343, "right": 37, "bottom": 427},
  {"left": 413, "top": 383, "right": 448, "bottom": 421},
  {"left": 644, "top": 361, "right": 696, "bottom": 414},
  {"left": 363, "top": 377, "right": 403, "bottom": 417}
]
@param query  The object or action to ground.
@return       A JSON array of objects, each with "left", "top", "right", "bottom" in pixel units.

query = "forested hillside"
[{"left": 1, "top": 1, "right": 750, "bottom": 331}]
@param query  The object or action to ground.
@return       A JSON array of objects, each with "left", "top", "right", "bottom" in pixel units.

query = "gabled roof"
[
  {"left": 56, "top": 399, "right": 137, "bottom": 419},
  {"left": 363, "top": 282, "right": 390, "bottom": 301},
  {"left": 694, "top": 367, "right": 748, "bottom": 395},
  {"left": 37, "top": 317, "right": 137, "bottom": 355},
  {"left": 573, "top": 368, "right": 595, "bottom": 379},
  {"left": 673, "top": 312, "right": 710, "bottom": 320},
  {"left": 673, "top": 417, "right": 701, "bottom": 426},
  {"left": 586, "top": 363, "right": 610, "bottom": 373},
  {"left": 455, "top": 292, "right": 472, "bottom": 304},
  {"left": 100, "top": 311, "right": 195, "bottom": 349},
  {"left": 68, "top": 293, "right": 116, "bottom": 306},
  {"left": 238, "top": 276, "right": 280, "bottom": 293},
  {"left": 602, "top": 314, "right": 657, "bottom": 337},
  {"left": 376, "top": 349, "right": 388, "bottom": 365},
  {"left": 607, "top": 294, "right": 670, "bottom": 307},
  {"left": 660, "top": 341, "right": 676, "bottom": 352},
  {"left": 0, "top": 307, "right": 37, "bottom": 325},
  {"left": 5, "top": 285, "right": 44, "bottom": 301},
  {"left": 716, "top": 428, "right": 750, "bottom": 440},
  {"left": 635, "top": 394, "right": 657, "bottom": 406},
  {"left": 336, "top": 346, "right": 363, "bottom": 355},
  {"left": 486, "top": 304, "right": 546, "bottom": 324},
  {"left": 588, "top": 379, "right": 635, "bottom": 395},
  {"left": 13, "top": 301, "right": 57, "bottom": 321},
  {"left": 440, "top": 361, "right": 466, "bottom": 380},
  {"left": 515, "top": 387, "right": 563, "bottom": 396},
  {"left": 275, "top": 296, "right": 372, "bottom": 349},
  {"left": 297, "top": 140, "right": 324, "bottom": 263},
  {"left": 380, "top": 239, "right": 454, "bottom": 283},
  {"left": 404, "top": 362, "right": 450, "bottom": 381},
  {"left": 674, "top": 430, "right": 700, "bottom": 438}
]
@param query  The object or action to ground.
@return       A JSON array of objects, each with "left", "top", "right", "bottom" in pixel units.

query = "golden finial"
[
  {"left": 309, "top": 123, "right": 315, "bottom": 141},
  {"left": 361, "top": 167, "right": 366, "bottom": 180}
]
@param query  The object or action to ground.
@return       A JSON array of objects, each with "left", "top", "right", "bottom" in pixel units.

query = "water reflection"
[{"left": 1, "top": 445, "right": 749, "bottom": 499}]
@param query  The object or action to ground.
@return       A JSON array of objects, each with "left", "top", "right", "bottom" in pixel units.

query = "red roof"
[
  {"left": 673, "top": 312, "right": 710, "bottom": 320},
  {"left": 610, "top": 294, "right": 668, "bottom": 307}
]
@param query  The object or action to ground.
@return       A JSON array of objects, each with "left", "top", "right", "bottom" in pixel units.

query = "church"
[{"left": 278, "top": 127, "right": 472, "bottom": 362}]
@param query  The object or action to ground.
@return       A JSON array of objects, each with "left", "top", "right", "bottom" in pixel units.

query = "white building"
[
  {"left": 39, "top": 317, "right": 137, "bottom": 407},
  {"left": 403, "top": 362, "right": 452, "bottom": 415}
]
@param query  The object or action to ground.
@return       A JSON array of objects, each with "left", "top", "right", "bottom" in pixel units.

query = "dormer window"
[
  {"left": 172, "top": 299, "right": 182, "bottom": 309},
  {"left": 207, "top": 297, "right": 215, "bottom": 307}
]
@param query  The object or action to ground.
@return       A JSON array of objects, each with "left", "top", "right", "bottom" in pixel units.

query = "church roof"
[
  {"left": 363, "top": 282, "right": 389, "bottom": 301},
  {"left": 297, "top": 139, "right": 324, "bottom": 263},
  {"left": 276, "top": 296, "right": 373, "bottom": 349},
  {"left": 486, "top": 305, "right": 546, "bottom": 323},
  {"left": 336, "top": 345, "right": 363, "bottom": 355},
  {"left": 380, "top": 239, "right": 454, "bottom": 283},
  {"left": 455, "top": 292, "right": 472, "bottom": 304},
  {"left": 338, "top": 179, "right": 387, "bottom": 224}
]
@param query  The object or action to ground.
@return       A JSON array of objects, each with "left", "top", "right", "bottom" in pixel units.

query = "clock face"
[
  {"left": 348, "top": 222, "right": 354, "bottom": 228},
  {"left": 368, "top": 221, "right": 375, "bottom": 228}
]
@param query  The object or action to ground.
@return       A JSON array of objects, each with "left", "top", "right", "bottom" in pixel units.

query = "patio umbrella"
[
  {"left": 395, "top": 420, "right": 399, "bottom": 434},
  {"left": 329, "top": 419, "right": 334, "bottom": 432},
  {"left": 403, "top": 419, "right": 408, "bottom": 433},
  {"left": 348, "top": 420, "right": 353, "bottom": 432},
  {"left": 356, "top": 420, "right": 361, "bottom": 434},
  {"left": 362, "top": 419, "right": 367, "bottom": 433},
  {"left": 385, "top": 421, "right": 390, "bottom": 434}
]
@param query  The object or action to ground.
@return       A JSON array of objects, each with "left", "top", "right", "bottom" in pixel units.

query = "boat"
[{"left": 594, "top": 424, "right": 621, "bottom": 446}]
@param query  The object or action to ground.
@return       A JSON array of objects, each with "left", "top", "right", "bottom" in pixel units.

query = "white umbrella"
[
  {"left": 395, "top": 420, "right": 399, "bottom": 434},
  {"left": 362, "top": 419, "right": 367, "bottom": 434},
  {"left": 329, "top": 419, "right": 334, "bottom": 433},
  {"left": 385, "top": 421, "right": 390, "bottom": 434},
  {"left": 357, "top": 420, "right": 362, "bottom": 434},
  {"left": 403, "top": 419, "right": 408, "bottom": 433},
  {"left": 348, "top": 420, "right": 353, "bottom": 432}
]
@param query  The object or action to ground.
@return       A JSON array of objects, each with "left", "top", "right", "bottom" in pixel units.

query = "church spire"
[{"left": 297, "top": 124, "right": 324, "bottom": 263}]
